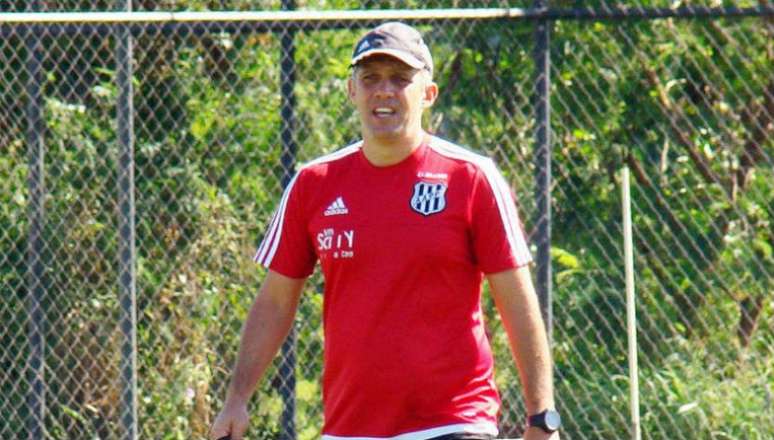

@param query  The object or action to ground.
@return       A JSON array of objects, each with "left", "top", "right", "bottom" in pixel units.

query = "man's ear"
[{"left": 423, "top": 80, "right": 439, "bottom": 109}]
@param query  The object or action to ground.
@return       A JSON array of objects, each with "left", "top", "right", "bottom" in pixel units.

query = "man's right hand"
[{"left": 209, "top": 402, "right": 249, "bottom": 440}]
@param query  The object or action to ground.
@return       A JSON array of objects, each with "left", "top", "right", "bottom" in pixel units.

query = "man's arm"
[
  {"left": 487, "top": 266, "right": 559, "bottom": 440},
  {"left": 209, "top": 269, "right": 306, "bottom": 440}
]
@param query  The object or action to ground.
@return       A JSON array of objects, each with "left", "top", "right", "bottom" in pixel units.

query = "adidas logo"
[{"left": 324, "top": 197, "right": 349, "bottom": 216}]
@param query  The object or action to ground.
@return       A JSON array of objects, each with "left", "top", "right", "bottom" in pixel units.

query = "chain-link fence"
[{"left": 1, "top": 2, "right": 773, "bottom": 439}]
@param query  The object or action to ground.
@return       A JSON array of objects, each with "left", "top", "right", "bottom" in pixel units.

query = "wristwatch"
[{"left": 527, "top": 409, "right": 562, "bottom": 433}]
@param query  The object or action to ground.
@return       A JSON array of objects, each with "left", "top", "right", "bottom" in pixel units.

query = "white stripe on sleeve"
[{"left": 254, "top": 171, "right": 301, "bottom": 266}]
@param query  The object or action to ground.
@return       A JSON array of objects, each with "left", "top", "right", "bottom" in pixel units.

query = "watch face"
[{"left": 545, "top": 410, "right": 562, "bottom": 430}]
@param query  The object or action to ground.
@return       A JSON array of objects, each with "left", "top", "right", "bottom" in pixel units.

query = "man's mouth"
[{"left": 373, "top": 107, "right": 396, "bottom": 117}]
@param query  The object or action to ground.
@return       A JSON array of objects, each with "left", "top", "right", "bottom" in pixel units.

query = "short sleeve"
[
  {"left": 253, "top": 170, "right": 317, "bottom": 278},
  {"left": 470, "top": 160, "right": 533, "bottom": 273}
]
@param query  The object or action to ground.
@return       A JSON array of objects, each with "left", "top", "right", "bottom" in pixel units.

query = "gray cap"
[{"left": 350, "top": 22, "right": 433, "bottom": 75}]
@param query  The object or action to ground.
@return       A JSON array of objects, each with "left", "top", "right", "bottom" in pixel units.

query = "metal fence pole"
[
  {"left": 533, "top": 0, "right": 553, "bottom": 340},
  {"left": 116, "top": 0, "right": 138, "bottom": 437},
  {"left": 25, "top": 2, "right": 46, "bottom": 437},
  {"left": 279, "top": 1, "right": 298, "bottom": 438}
]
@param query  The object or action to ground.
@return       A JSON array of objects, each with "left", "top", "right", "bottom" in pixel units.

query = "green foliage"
[
  {"left": 1, "top": 9, "right": 772, "bottom": 440},
  {"left": 545, "top": 16, "right": 774, "bottom": 440}
]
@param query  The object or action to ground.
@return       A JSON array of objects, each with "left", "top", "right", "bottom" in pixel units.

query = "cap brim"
[{"left": 351, "top": 48, "right": 425, "bottom": 70}]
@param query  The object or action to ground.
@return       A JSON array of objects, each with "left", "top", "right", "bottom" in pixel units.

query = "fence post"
[
  {"left": 116, "top": 0, "right": 138, "bottom": 438},
  {"left": 533, "top": 0, "right": 553, "bottom": 340},
  {"left": 622, "top": 165, "right": 642, "bottom": 440},
  {"left": 25, "top": 1, "right": 46, "bottom": 437},
  {"left": 279, "top": 1, "right": 298, "bottom": 439}
]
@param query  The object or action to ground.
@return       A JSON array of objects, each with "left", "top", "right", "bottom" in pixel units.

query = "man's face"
[{"left": 348, "top": 55, "right": 437, "bottom": 143}]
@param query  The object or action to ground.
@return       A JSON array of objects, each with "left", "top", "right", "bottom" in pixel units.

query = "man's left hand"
[{"left": 523, "top": 426, "right": 560, "bottom": 440}]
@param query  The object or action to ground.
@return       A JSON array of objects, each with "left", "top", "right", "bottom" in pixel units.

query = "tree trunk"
[{"left": 737, "top": 295, "right": 765, "bottom": 348}]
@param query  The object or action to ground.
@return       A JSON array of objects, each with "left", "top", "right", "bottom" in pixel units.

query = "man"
[{"left": 210, "top": 22, "right": 560, "bottom": 440}]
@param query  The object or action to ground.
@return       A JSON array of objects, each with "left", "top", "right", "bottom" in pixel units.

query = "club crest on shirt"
[{"left": 410, "top": 181, "right": 447, "bottom": 216}]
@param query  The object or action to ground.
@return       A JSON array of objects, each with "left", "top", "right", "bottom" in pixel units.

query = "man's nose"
[{"left": 373, "top": 79, "right": 396, "bottom": 98}]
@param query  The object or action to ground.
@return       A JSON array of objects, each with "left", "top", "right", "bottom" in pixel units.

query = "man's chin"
[{"left": 369, "top": 128, "right": 405, "bottom": 142}]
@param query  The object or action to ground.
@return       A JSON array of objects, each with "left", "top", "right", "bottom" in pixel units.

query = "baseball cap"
[{"left": 350, "top": 22, "right": 433, "bottom": 75}]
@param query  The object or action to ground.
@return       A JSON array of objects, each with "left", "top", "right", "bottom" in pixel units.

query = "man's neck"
[{"left": 361, "top": 130, "right": 426, "bottom": 167}]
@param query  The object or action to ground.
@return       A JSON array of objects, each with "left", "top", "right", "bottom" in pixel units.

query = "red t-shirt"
[{"left": 254, "top": 135, "right": 532, "bottom": 439}]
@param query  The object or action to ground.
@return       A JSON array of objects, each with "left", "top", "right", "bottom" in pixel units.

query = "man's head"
[
  {"left": 350, "top": 22, "right": 434, "bottom": 76},
  {"left": 348, "top": 22, "right": 438, "bottom": 146}
]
